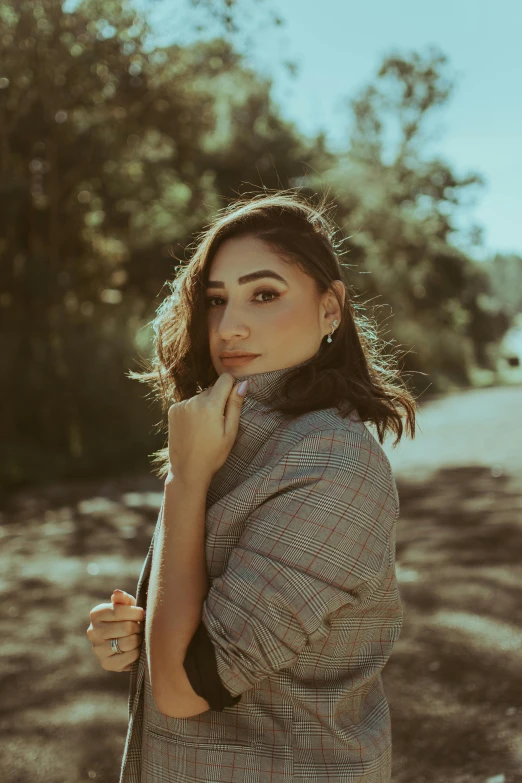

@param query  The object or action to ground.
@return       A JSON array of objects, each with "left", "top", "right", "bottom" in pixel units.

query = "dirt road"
[
  {"left": 378, "top": 383, "right": 522, "bottom": 783},
  {"left": 0, "top": 384, "right": 520, "bottom": 782}
]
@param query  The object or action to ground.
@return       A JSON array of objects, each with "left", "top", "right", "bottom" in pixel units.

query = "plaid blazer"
[{"left": 119, "top": 357, "right": 403, "bottom": 783}]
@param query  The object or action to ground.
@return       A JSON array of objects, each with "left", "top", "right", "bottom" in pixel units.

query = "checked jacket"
[{"left": 118, "top": 356, "right": 404, "bottom": 783}]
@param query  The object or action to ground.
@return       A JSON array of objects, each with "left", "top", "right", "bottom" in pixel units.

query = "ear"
[
  {"left": 330, "top": 279, "right": 345, "bottom": 312},
  {"left": 321, "top": 281, "right": 344, "bottom": 327}
]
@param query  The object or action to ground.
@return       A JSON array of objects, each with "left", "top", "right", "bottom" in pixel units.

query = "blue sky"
[{"left": 69, "top": 0, "right": 522, "bottom": 260}]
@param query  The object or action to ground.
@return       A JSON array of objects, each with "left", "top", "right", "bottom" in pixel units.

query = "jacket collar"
[{"left": 231, "top": 354, "right": 317, "bottom": 405}]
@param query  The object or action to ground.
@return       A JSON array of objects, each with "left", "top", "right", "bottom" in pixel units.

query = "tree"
[
  {"left": 0, "top": 0, "right": 312, "bottom": 487},
  {"left": 300, "top": 47, "right": 511, "bottom": 388}
]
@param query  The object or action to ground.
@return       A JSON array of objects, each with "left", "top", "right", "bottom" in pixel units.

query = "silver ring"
[{"left": 110, "top": 638, "right": 123, "bottom": 654}]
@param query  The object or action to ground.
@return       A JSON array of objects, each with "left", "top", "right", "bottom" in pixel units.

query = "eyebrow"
[{"left": 205, "top": 269, "right": 288, "bottom": 289}]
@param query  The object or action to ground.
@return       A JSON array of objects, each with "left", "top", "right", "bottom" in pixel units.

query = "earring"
[{"left": 326, "top": 319, "right": 339, "bottom": 343}]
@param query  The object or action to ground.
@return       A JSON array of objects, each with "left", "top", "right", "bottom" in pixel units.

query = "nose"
[{"left": 214, "top": 305, "right": 249, "bottom": 339}]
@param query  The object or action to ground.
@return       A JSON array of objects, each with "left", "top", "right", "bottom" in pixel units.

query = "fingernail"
[
  {"left": 237, "top": 380, "right": 248, "bottom": 396},
  {"left": 113, "top": 589, "right": 124, "bottom": 594}
]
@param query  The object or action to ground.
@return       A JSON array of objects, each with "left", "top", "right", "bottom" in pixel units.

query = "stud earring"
[{"left": 326, "top": 319, "right": 339, "bottom": 343}]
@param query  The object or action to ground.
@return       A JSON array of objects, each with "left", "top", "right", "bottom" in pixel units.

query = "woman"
[{"left": 88, "top": 190, "right": 417, "bottom": 782}]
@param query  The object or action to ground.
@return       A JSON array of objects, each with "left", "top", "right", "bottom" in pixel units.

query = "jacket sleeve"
[{"left": 183, "top": 427, "right": 398, "bottom": 707}]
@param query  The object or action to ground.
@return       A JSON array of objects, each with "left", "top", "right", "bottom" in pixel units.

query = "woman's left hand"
[{"left": 166, "top": 374, "right": 249, "bottom": 485}]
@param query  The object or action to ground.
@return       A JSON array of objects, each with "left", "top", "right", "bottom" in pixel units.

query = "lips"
[
  {"left": 220, "top": 353, "right": 259, "bottom": 359},
  {"left": 220, "top": 354, "right": 260, "bottom": 365}
]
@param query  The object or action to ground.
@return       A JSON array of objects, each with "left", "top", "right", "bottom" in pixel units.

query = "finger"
[
  {"left": 91, "top": 632, "right": 143, "bottom": 663},
  {"left": 96, "top": 619, "right": 143, "bottom": 640},
  {"left": 207, "top": 371, "right": 235, "bottom": 404},
  {"left": 93, "top": 603, "right": 145, "bottom": 623},
  {"left": 111, "top": 603, "right": 145, "bottom": 623},
  {"left": 111, "top": 590, "right": 136, "bottom": 606},
  {"left": 95, "top": 633, "right": 142, "bottom": 659},
  {"left": 103, "top": 648, "right": 141, "bottom": 673},
  {"left": 224, "top": 377, "right": 248, "bottom": 439},
  {"left": 112, "top": 633, "right": 142, "bottom": 654}
]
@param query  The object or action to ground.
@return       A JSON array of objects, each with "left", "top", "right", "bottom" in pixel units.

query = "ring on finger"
[{"left": 110, "top": 638, "right": 124, "bottom": 654}]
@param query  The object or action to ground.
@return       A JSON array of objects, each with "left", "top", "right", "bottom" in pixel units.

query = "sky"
[{"left": 69, "top": 0, "right": 522, "bottom": 260}]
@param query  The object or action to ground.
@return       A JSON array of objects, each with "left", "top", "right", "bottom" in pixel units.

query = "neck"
[{"left": 231, "top": 354, "right": 317, "bottom": 405}]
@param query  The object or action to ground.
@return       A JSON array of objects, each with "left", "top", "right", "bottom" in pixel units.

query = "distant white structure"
[{"left": 497, "top": 313, "right": 522, "bottom": 381}]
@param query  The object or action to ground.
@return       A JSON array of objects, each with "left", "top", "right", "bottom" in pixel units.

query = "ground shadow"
[{"left": 0, "top": 465, "right": 520, "bottom": 782}]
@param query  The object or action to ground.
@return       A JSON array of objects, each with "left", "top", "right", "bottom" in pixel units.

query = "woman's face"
[{"left": 206, "top": 234, "right": 344, "bottom": 378}]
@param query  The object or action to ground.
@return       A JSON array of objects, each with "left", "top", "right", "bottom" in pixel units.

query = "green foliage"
[
  {"left": 303, "top": 48, "right": 511, "bottom": 381},
  {"left": 0, "top": 2, "right": 514, "bottom": 489}
]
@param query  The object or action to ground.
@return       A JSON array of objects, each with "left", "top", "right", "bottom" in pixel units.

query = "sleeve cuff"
[{"left": 183, "top": 620, "right": 242, "bottom": 712}]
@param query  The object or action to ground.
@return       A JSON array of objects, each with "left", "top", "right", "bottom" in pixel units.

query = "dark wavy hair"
[{"left": 129, "top": 189, "right": 418, "bottom": 479}]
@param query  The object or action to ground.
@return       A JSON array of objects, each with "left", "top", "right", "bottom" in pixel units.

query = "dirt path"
[
  {"left": 1, "top": 385, "right": 521, "bottom": 782},
  {"left": 379, "top": 384, "right": 522, "bottom": 783}
]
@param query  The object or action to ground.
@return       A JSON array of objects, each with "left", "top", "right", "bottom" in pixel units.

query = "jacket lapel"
[{"left": 128, "top": 495, "right": 164, "bottom": 717}]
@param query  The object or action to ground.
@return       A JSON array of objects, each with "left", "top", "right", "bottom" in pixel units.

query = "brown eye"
[
  {"left": 253, "top": 289, "right": 280, "bottom": 305},
  {"left": 206, "top": 290, "right": 280, "bottom": 308}
]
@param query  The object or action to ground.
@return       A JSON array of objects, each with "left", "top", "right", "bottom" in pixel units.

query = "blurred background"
[{"left": 1, "top": 0, "right": 521, "bottom": 781}]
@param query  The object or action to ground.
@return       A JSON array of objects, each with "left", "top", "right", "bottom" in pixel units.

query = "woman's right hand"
[{"left": 87, "top": 589, "right": 146, "bottom": 672}]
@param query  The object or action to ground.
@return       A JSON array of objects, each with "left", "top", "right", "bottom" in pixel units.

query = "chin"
[{"left": 221, "top": 367, "right": 248, "bottom": 377}]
